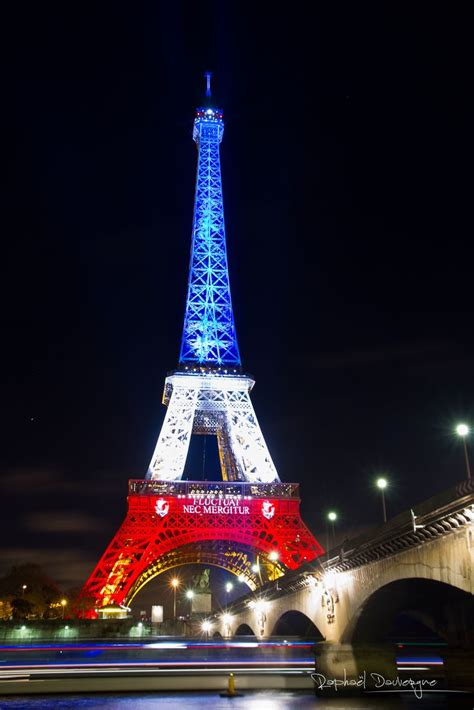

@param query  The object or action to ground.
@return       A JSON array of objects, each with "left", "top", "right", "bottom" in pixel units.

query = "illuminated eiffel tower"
[{"left": 81, "top": 76, "right": 322, "bottom": 614}]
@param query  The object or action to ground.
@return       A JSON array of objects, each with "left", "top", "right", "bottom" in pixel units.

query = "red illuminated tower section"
[
  {"left": 80, "top": 80, "right": 323, "bottom": 614},
  {"left": 84, "top": 480, "right": 322, "bottom": 609}
]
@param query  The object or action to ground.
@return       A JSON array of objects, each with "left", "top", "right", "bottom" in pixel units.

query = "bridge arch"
[
  {"left": 235, "top": 623, "right": 256, "bottom": 637},
  {"left": 342, "top": 578, "right": 474, "bottom": 647},
  {"left": 271, "top": 610, "right": 323, "bottom": 639}
]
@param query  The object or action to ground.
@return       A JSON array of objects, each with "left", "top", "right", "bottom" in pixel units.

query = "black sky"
[{"left": 2, "top": 3, "right": 473, "bottom": 590}]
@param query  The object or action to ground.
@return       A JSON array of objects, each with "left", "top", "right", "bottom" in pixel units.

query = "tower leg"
[
  {"left": 147, "top": 383, "right": 198, "bottom": 480},
  {"left": 224, "top": 389, "right": 278, "bottom": 483}
]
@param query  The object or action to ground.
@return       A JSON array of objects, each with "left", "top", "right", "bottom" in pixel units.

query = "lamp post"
[
  {"left": 456, "top": 423, "right": 472, "bottom": 480},
  {"left": 252, "top": 563, "right": 263, "bottom": 586},
  {"left": 269, "top": 550, "right": 280, "bottom": 590},
  {"left": 170, "top": 578, "right": 180, "bottom": 626},
  {"left": 185, "top": 589, "right": 194, "bottom": 615},
  {"left": 376, "top": 478, "right": 388, "bottom": 523},
  {"left": 327, "top": 511, "right": 338, "bottom": 546},
  {"left": 21, "top": 585, "right": 27, "bottom": 595},
  {"left": 202, "top": 620, "right": 212, "bottom": 640},
  {"left": 60, "top": 599, "right": 67, "bottom": 619},
  {"left": 225, "top": 582, "right": 233, "bottom": 609}
]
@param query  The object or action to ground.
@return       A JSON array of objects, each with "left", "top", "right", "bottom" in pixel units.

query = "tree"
[
  {"left": 11, "top": 597, "right": 34, "bottom": 620},
  {"left": 0, "top": 564, "right": 61, "bottom": 620}
]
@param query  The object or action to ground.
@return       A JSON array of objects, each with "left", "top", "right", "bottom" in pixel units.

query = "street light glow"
[
  {"left": 456, "top": 423, "right": 469, "bottom": 437},
  {"left": 376, "top": 477, "right": 388, "bottom": 489},
  {"left": 170, "top": 578, "right": 180, "bottom": 588},
  {"left": 225, "top": 582, "right": 233, "bottom": 593},
  {"left": 201, "top": 620, "right": 212, "bottom": 633},
  {"left": 185, "top": 590, "right": 194, "bottom": 599},
  {"left": 251, "top": 564, "right": 260, "bottom": 573},
  {"left": 327, "top": 511, "right": 337, "bottom": 522}
]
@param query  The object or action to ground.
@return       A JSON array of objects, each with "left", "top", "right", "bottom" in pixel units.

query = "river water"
[{"left": 0, "top": 691, "right": 473, "bottom": 709}]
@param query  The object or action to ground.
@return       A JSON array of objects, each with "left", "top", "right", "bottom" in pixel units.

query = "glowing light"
[
  {"left": 179, "top": 102, "right": 240, "bottom": 366},
  {"left": 238, "top": 575, "right": 246, "bottom": 583},
  {"left": 327, "top": 511, "right": 337, "bottom": 522},
  {"left": 323, "top": 571, "right": 336, "bottom": 589},
  {"left": 376, "top": 477, "right": 388, "bottom": 490},
  {"left": 456, "top": 423, "right": 469, "bottom": 437},
  {"left": 60, "top": 599, "right": 67, "bottom": 607},
  {"left": 225, "top": 582, "right": 233, "bottom": 593},
  {"left": 222, "top": 613, "right": 232, "bottom": 624},
  {"left": 170, "top": 578, "right": 180, "bottom": 589},
  {"left": 269, "top": 550, "right": 279, "bottom": 562},
  {"left": 251, "top": 564, "right": 260, "bottom": 573},
  {"left": 186, "top": 590, "right": 194, "bottom": 600},
  {"left": 201, "top": 620, "right": 212, "bottom": 633}
]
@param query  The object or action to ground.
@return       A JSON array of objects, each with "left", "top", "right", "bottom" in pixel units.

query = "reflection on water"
[{"left": 1, "top": 692, "right": 473, "bottom": 710}]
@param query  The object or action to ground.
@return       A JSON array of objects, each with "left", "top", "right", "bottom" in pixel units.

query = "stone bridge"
[{"left": 212, "top": 480, "right": 474, "bottom": 687}]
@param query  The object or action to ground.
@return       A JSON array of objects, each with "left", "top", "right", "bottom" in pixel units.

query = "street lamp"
[
  {"left": 327, "top": 511, "right": 338, "bottom": 546},
  {"left": 376, "top": 478, "right": 388, "bottom": 523},
  {"left": 225, "top": 582, "right": 233, "bottom": 609},
  {"left": 252, "top": 562, "right": 263, "bottom": 586},
  {"left": 185, "top": 589, "right": 194, "bottom": 616},
  {"left": 21, "top": 585, "right": 27, "bottom": 595},
  {"left": 201, "top": 620, "right": 212, "bottom": 639},
  {"left": 269, "top": 550, "right": 280, "bottom": 589},
  {"left": 60, "top": 599, "right": 67, "bottom": 619},
  {"left": 456, "top": 423, "right": 471, "bottom": 480},
  {"left": 170, "top": 577, "right": 180, "bottom": 625}
]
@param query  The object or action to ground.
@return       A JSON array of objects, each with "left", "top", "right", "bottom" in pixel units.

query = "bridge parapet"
[{"left": 325, "top": 478, "right": 474, "bottom": 574}]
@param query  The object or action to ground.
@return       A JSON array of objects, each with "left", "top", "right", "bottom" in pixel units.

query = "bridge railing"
[
  {"left": 214, "top": 478, "right": 474, "bottom": 617},
  {"left": 128, "top": 479, "right": 300, "bottom": 499}
]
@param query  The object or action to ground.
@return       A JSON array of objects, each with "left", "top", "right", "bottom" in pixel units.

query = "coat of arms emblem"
[
  {"left": 155, "top": 498, "right": 170, "bottom": 517},
  {"left": 261, "top": 500, "right": 275, "bottom": 520}
]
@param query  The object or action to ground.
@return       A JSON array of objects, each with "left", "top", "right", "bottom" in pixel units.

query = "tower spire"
[
  {"left": 204, "top": 70, "right": 212, "bottom": 98},
  {"left": 179, "top": 77, "right": 240, "bottom": 367}
]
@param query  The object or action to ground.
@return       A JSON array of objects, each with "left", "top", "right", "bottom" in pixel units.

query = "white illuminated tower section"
[{"left": 147, "top": 77, "right": 279, "bottom": 484}]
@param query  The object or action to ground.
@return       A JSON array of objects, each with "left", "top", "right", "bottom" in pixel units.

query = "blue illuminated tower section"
[{"left": 179, "top": 101, "right": 240, "bottom": 367}]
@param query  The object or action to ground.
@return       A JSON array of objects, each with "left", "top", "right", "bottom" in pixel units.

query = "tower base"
[{"left": 80, "top": 479, "right": 324, "bottom": 616}]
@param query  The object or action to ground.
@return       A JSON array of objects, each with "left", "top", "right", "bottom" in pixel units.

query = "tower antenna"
[{"left": 204, "top": 71, "right": 212, "bottom": 98}]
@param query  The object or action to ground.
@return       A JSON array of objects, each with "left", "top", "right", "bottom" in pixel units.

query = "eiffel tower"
[{"left": 81, "top": 76, "right": 323, "bottom": 614}]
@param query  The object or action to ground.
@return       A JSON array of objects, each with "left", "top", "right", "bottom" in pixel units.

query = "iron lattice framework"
[
  {"left": 82, "top": 481, "right": 323, "bottom": 610},
  {"left": 80, "top": 84, "right": 323, "bottom": 614},
  {"left": 179, "top": 107, "right": 240, "bottom": 366},
  {"left": 147, "top": 373, "right": 279, "bottom": 482}
]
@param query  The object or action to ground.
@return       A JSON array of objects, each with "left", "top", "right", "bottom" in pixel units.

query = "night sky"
[{"left": 2, "top": 4, "right": 473, "bottom": 595}]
